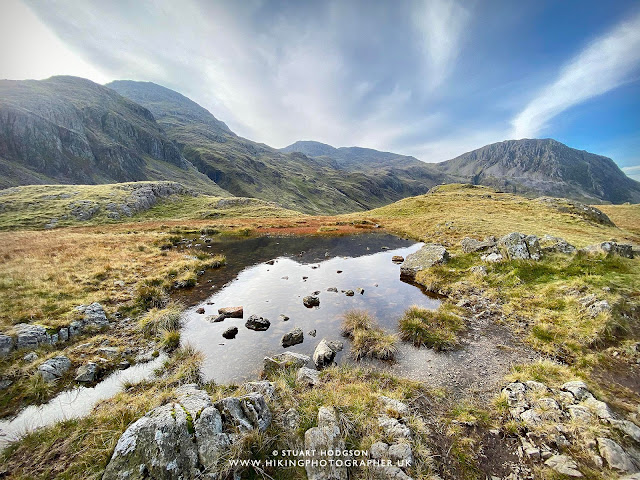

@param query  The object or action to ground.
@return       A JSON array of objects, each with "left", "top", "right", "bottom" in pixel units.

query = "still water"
[{"left": 181, "top": 234, "right": 439, "bottom": 383}]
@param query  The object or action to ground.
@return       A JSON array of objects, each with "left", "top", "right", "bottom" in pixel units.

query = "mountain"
[
  {"left": 435, "top": 138, "right": 640, "bottom": 204},
  {"left": 0, "top": 76, "right": 227, "bottom": 195},
  {"left": 107, "top": 81, "right": 445, "bottom": 213},
  {"left": 281, "top": 141, "right": 423, "bottom": 170}
]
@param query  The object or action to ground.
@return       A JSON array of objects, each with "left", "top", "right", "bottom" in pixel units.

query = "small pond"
[{"left": 181, "top": 233, "right": 440, "bottom": 384}]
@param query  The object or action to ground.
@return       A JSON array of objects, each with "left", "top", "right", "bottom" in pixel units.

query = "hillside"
[
  {"left": 0, "top": 76, "right": 227, "bottom": 195},
  {"left": 435, "top": 138, "right": 640, "bottom": 203},
  {"left": 107, "top": 81, "right": 446, "bottom": 214}
]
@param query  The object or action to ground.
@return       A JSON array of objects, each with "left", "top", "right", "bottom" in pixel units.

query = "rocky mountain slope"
[
  {"left": 435, "top": 138, "right": 640, "bottom": 204},
  {"left": 0, "top": 76, "right": 227, "bottom": 195},
  {"left": 107, "top": 81, "right": 445, "bottom": 214}
]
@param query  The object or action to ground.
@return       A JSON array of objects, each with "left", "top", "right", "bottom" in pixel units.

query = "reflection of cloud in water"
[{"left": 182, "top": 239, "right": 439, "bottom": 384}]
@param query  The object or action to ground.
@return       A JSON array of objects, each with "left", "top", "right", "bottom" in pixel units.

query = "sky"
[{"left": 1, "top": 0, "right": 639, "bottom": 180}]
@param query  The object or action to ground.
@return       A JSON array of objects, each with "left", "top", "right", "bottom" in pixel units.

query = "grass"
[
  {"left": 138, "top": 302, "right": 182, "bottom": 337},
  {"left": 398, "top": 304, "right": 465, "bottom": 351},
  {"left": 341, "top": 310, "right": 398, "bottom": 360}
]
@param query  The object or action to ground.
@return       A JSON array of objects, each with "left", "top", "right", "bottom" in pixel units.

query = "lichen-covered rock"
[
  {"left": 0, "top": 334, "right": 14, "bottom": 357},
  {"left": 378, "top": 415, "right": 412, "bottom": 440},
  {"left": 539, "top": 235, "right": 576, "bottom": 254},
  {"left": 544, "top": 454, "right": 583, "bottom": 477},
  {"left": 282, "top": 328, "right": 304, "bottom": 347},
  {"left": 460, "top": 236, "right": 496, "bottom": 253},
  {"left": 15, "top": 324, "right": 49, "bottom": 350},
  {"left": 304, "top": 407, "right": 348, "bottom": 480},
  {"left": 297, "top": 367, "right": 320, "bottom": 386},
  {"left": 75, "top": 362, "right": 98, "bottom": 382},
  {"left": 583, "top": 241, "right": 634, "bottom": 259},
  {"left": 244, "top": 381, "right": 275, "bottom": 399},
  {"left": 263, "top": 352, "right": 310, "bottom": 374},
  {"left": 76, "top": 302, "right": 109, "bottom": 328},
  {"left": 587, "top": 300, "right": 611, "bottom": 317},
  {"left": 215, "top": 392, "right": 272, "bottom": 433},
  {"left": 38, "top": 356, "right": 71, "bottom": 382},
  {"left": 498, "top": 232, "right": 542, "bottom": 260},
  {"left": 597, "top": 437, "right": 638, "bottom": 473},
  {"left": 400, "top": 244, "right": 449, "bottom": 280},
  {"left": 561, "top": 381, "right": 593, "bottom": 401}
]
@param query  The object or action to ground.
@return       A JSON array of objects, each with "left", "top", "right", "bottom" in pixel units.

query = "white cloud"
[
  {"left": 511, "top": 11, "right": 640, "bottom": 139},
  {"left": 622, "top": 165, "right": 640, "bottom": 181},
  {"left": 0, "top": 0, "right": 109, "bottom": 83},
  {"left": 412, "top": 0, "right": 470, "bottom": 91}
]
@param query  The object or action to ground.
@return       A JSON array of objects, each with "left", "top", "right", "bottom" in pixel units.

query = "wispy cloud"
[
  {"left": 412, "top": 0, "right": 470, "bottom": 91},
  {"left": 622, "top": 165, "right": 640, "bottom": 181},
  {"left": 511, "top": 10, "right": 640, "bottom": 139}
]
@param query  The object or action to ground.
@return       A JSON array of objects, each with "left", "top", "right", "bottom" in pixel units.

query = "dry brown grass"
[{"left": 597, "top": 203, "right": 640, "bottom": 236}]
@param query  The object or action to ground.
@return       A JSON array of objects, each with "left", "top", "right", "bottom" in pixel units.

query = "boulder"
[
  {"left": 245, "top": 315, "right": 271, "bottom": 331},
  {"left": 222, "top": 326, "right": 238, "bottom": 339},
  {"left": 207, "top": 313, "right": 226, "bottom": 323},
  {"left": 23, "top": 352, "right": 38, "bottom": 362},
  {"left": 38, "top": 356, "right": 71, "bottom": 382},
  {"left": 304, "top": 407, "right": 348, "bottom": 480},
  {"left": 613, "top": 420, "right": 640, "bottom": 443},
  {"left": 103, "top": 385, "right": 270, "bottom": 480},
  {"left": 68, "top": 321, "right": 83, "bottom": 337},
  {"left": 218, "top": 306, "right": 243, "bottom": 318},
  {"left": 544, "top": 454, "right": 583, "bottom": 477},
  {"left": 243, "top": 381, "right": 275, "bottom": 400},
  {"left": 0, "top": 334, "right": 14, "bottom": 357},
  {"left": 297, "top": 367, "right": 320, "bottom": 387},
  {"left": 597, "top": 438, "right": 638, "bottom": 473},
  {"left": 15, "top": 324, "right": 49, "bottom": 350},
  {"left": 481, "top": 252, "right": 503, "bottom": 263},
  {"left": 313, "top": 339, "right": 339, "bottom": 369},
  {"left": 460, "top": 236, "right": 496, "bottom": 253},
  {"left": 539, "top": 235, "right": 576, "bottom": 254},
  {"left": 282, "top": 328, "right": 304, "bottom": 347},
  {"left": 78, "top": 302, "right": 109, "bottom": 328},
  {"left": 498, "top": 232, "right": 542, "bottom": 260},
  {"left": 263, "top": 352, "right": 310, "bottom": 375},
  {"left": 388, "top": 442, "right": 413, "bottom": 467},
  {"left": 75, "top": 362, "right": 98, "bottom": 382},
  {"left": 563, "top": 380, "right": 593, "bottom": 400},
  {"left": 215, "top": 392, "right": 272, "bottom": 432},
  {"left": 303, "top": 296, "right": 320, "bottom": 307},
  {"left": 583, "top": 242, "right": 634, "bottom": 259},
  {"left": 400, "top": 244, "right": 449, "bottom": 280}
]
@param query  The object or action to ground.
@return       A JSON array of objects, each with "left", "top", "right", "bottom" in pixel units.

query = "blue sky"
[{"left": 1, "top": 0, "right": 639, "bottom": 179}]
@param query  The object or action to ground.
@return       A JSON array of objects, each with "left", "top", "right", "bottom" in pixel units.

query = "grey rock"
[
  {"left": 379, "top": 396, "right": 410, "bottom": 417},
  {"left": 400, "top": 244, "right": 449, "bottom": 280},
  {"left": 584, "top": 397, "right": 614, "bottom": 421},
  {"left": 388, "top": 442, "right": 413, "bottom": 467},
  {"left": 461, "top": 236, "right": 496, "bottom": 253},
  {"left": 470, "top": 265, "right": 487, "bottom": 275},
  {"left": 0, "top": 334, "right": 14, "bottom": 357},
  {"left": 328, "top": 340, "right": 344, "bottom": 352},
  {"left": 245, "top": 315, "right": 271, "bottom": 331},
  {"left": 282, "top": 327, "right": 304, "bottom": 347},
  {"left": 75, "top": 362, "right": 98, "bottom": 382},
  {"left": 613, "top": 420, "right": 640, "bottom": 444},
  {"left": 80, "top": 302, "right": 109, "bottom": 328},
  {"left": 38, "top": 356, "right": 71, "bottom": 382},
  {"left": 544, "top": 454, "right": 583, "bottom": 477},
  {"left": 524, "top": 235, "right": 542, "bottom": 260},
  {"left": 313, "top": 338, "right": 338, "bottom": 369},
  {"left": 371, "top": 465, "right": 414, "bottom": 479},
  {"left": 15, "top": 324, "right": 48, "bottom": 350},
  {"left": 244, "top": 381, "right": 275, "bottom": 400},
  {"left": 303, "top": 296, "right": 320, "bottom": 307},
  {"left": 69, "top": 321, "right": 83, "bottom": 337},
  {"left": 597, "top": 437, "right": 638, "bottom": 473},
  {"left": 195, "top": 405, "right": 230, "bottom": 471},
  {"left": 23, "top": 351, "right": 38, "bottom": 362},
  {"left": 215, "top": 393, "right": 272, "bottom": 432},
  {"left": 283, "top": 408, "right": 300, "bottom": 430},
  {"left": 539, "top": 234, "right": 576, "bottom": 254},
  {"left": 103, "top": 403, "right": 199, "bottom": 480},
  {"left": 378, "top": 415, "right": 411, "bottom": 440},
  {"left": 97, "top": 346, "right": 119, "bottom": 357},
  {"left": 297, "top": 367, "right": 320, "bottom": 386},
  {"left": 498, "top": 232, "right": 542, "bottom": 260},
  {"left": 0, "top": 379, "right": 12, "bottom": 390},
  {"left": 207, "top": 314, "right": 226, "bottom": 323},
  {"left": 481, "top": 252, "right": 503, "bottom": 263},
  {"left": 567, "top": 405, "right": 593, "bottom": 422},
  {"left": 176, "top": 384, "right": 213, "bottom": 417},
  {"left": 263, "top": 352, "right": 310, "bottom": 374},
  {"left": 587, "top": 300, "right": 611, "bottom": 317},
  {"left": 304, "top": 407, "right": 347, "bottom": 480},
  {"left": 583, "top": 242, "right": 634, "bottom": 259},
  {"left": 561, "top": 380, "right": 593, "bottom": 401},
  {"left": 370, "top": 441, "right": 389, "bottom": 459}
]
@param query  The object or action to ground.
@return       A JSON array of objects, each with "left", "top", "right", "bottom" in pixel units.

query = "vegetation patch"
[
  {"left": 341, "top": 310, "right": 398, "bottom": 360},
  {"left": 398, "top": 304, "right": 465, "bottom": 351}
]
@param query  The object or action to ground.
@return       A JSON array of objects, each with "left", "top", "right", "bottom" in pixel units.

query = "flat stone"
[
  {"left": 15, "top": 324, "right": 48, "bottom": 350},
  {"left": 400, "top": 244, "right": 449, "bottom": 280},
  {"left": 544, "top": 454, "right": 583, "bottom": 477},
  {"left": 218, "top": 306, "right": 243, "bottom": 318},
  {"left": 561, "top": 380, "right": 593, "bottom": 401},
  {"left": 481, "top": 252, "right": 503, "bottom": 263},
  {"left": 460, "top": 236, "right": 496, "bottom": 253},
  {"left": 297, "top": 367, "right": 320, "bottom": 386},
  {"left": 598, "top": 437, "right": 638, "bottom": 473}
]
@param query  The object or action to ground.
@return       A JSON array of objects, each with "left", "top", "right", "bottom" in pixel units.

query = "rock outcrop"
[
  {"left": 498, "top": 232, "right": 542, "bottom": 260},
  {"left": 304, "top": 407, "right": 348, "bottom": 480},
  {"left": 103, "top": 384, "right": 272, "bottom": 480}
]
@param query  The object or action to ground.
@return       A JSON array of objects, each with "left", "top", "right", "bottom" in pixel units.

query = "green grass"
[
  {"left": 398, "top": 304, "right": 465, "bottom": 351},
  {"left": 341, "top": 310, "right": 398, "bottom": 360}
]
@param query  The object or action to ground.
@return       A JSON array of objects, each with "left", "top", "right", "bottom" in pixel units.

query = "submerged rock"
[
  {"left": 303, "top": 296, "right": 320, "bottom": 307},
  {"left": 207, "top": 313, "right": 226, "bottom": 323},
  {"left": 400, "top": 244, "right": 449, "bottom": 280},
  {"left": 281, "top": 328, "right": 304, "bottom": 347}
]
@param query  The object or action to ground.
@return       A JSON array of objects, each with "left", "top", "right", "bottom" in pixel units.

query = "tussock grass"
[
  {"left": 341, "top": 310, "right": 398, "bottom": 360},
  {"left": 398, "top": 304, "right": 465, "bottom": 351},
  {"left": 138, "top": 303, "right": 182, "bottom": 337}
]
